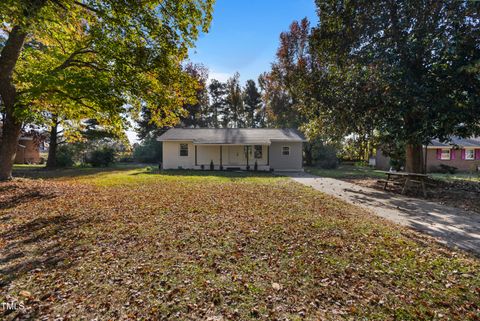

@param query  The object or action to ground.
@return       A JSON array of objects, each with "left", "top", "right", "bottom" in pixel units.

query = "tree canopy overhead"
[
  {"left": 309, "top": 0, "right": 480, "bottom": 172},
  {"left": 261, "top": 1, "right": 480, "bottom": 171},
  {"left": 0, "top": 0, "right": 214, "bottom": 179}
]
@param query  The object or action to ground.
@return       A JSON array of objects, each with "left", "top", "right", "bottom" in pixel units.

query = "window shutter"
[
  {"left": 461, "top": 149, "right": 466, "bottom": 160},
  {"left": 451, "top": 149, "right": 456, "bottom": 160},
  {"left": 476, "top": 149, "right": 480, "bottom": 160},
  {"left": 436, "top": 149, "right": 441, "bottom": 160}
]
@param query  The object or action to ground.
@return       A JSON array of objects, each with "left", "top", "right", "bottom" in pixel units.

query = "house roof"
[
  {"left": 429, "top": 136, "right": 480, "bottom": 148},
  {"left": 157, "top": 128, "right": 307, "bottom": 145}
]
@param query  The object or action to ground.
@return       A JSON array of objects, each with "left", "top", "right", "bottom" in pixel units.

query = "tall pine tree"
[{"left": 243, "top": 80, "right": 262, "bottom": 128}]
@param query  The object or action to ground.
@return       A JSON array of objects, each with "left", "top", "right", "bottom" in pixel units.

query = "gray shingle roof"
[
  {"left": 157, "top": 128, "right": 306, "bottom": 144},
  {"left": 429, "top": 136, "right": 480, "bottom": 147}
]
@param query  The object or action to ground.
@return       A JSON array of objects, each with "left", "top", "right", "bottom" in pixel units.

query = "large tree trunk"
[
  {"left": 405, "top": 143, "right": 424, "bottom": 173},
  {"left": 304, "top": 143, "right": 313, "bottom": 166},
  {"left": 0, "top": 110, "right": 22, "bottom": 180},
  {"left": 46, "top": 116, "right": 59, "bottom": 169},
  {"left": 0, "top": 26, "right": 28, "bottom": 180}
]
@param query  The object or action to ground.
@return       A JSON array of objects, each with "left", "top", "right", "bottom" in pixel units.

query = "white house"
[{"left": 157, "top": 128, "right": 306, "bottom": 171}]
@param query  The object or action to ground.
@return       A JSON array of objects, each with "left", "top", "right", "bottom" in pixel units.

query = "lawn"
[
  {"left": 1, "top": 167, "right": 479, "bottom": 320},
  {"left": 305, "top": 165, "right": 386, "bottom": 180},
  {"left": 306, "top": 165, "right": 480, "bottom": 183},
  {"left": 430, "top": 172, "right": 480, "bottom": 183}
]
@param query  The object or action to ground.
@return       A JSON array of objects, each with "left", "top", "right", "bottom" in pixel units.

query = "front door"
[{"left": 227, "top": 146, "right": 244, "bottom": 165}]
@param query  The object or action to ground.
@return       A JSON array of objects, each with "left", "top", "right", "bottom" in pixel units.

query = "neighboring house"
[
  {"left": 427, "top": 137, "right": 480, "bottom": 172},
  {"left": 0, "top": 135, "right": 42, "bottom": 164},
  {"left": 374, "top": 149, "right": 391, "bottom": 170},
  {"left": 375, "top": 136, "right": 480, "bottom": 172},
  {"left": 0, "top": 123, "right": 46, "bottom": 164},
  {"left": 15, "top": 136, "right": 42, "bottom": 164},
  {"left": 157, "top": 128, "right": 306, "bottom": 171}
]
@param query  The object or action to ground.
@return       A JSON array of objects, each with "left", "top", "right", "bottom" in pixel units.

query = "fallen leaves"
[{"left": 0, "top": 168, "right": 479, "bottom": 320}]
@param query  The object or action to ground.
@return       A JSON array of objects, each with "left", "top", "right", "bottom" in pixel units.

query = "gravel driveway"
[{"left": 286, "top": 172, "right": 480, "bottom": 256}]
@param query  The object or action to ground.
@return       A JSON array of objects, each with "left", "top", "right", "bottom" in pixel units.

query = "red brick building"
[
  {"left": 375, "top": 137, "right": 480, "bottom": 172},
  {"left": 15, "top": 136, "right": 42, "bottom": 164},
  {"left": 0, "top": 123, "right": 46, "bottom": 164},
  {"left": 426, "top": 137, "right": 480, "bottom": 172}
]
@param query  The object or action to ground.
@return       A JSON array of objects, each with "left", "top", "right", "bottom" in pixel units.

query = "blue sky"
[
  {"left": 189, "top": 0, "right": 319, "bottom": 84},
  {"left": 128, "top": 0, "right": 318, "bottom": 143}
]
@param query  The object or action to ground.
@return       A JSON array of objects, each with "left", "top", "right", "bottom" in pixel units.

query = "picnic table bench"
[{"left": 379, "top": 171, "right": 429, "bottom": 197}]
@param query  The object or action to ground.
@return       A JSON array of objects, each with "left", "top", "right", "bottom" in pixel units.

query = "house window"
[
  {"left": 179, "top": 143, "right": 188, "bottom": 156},
  {"left": 254, "top": 145, "right": 263, "bottom": 159},
  {"left": 465, "top": 149, "right": 475, "bottom": 160},
  {"left": 282, "top": 146, "right": 290, "bottom": 156},
  {"left": 440, "top": 149, "right": 450, "bottom": 160}
]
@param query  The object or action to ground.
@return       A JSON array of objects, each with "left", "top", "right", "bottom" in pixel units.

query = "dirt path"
[{"left": 286, "top": 172, "right": 480, "bottom": 256}]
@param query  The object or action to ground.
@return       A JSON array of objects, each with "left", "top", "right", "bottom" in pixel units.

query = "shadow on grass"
[
  {"left": 0, "top": 214, "right": 97, "bottom": 288},
  {"left": 12, "top": 163, "right": 149, "bottom": 180},
  {"left": 0, "top": 188, "right": 58, "bottom": 211},
  {"left": 340, "top": 187, "right": 480, "bottom": 256}
]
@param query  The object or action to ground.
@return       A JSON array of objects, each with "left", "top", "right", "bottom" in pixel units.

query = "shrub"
[
  {"left": 87, "top": 147, "right": 116, "bottom": 167},
  {"left": 389, "top": 158, "right": 405, "bottom": 171},
  {"left": 133, "top": 138, "right": 162, "bottom": 163},
  {"left": 438, "top": 164, "right": 458, "bottom": 174},
  {"left": 210, "top": 160, "right": 214, "bottom": 170},
  {"left": 55, "top": 145, "right": 75, "bottom": 167},
  {"left": 313, "top": 144, "right": 339, "bottom": 169},
  {"left": 354, "top": 160, "right": 368, "bottom": 167}
]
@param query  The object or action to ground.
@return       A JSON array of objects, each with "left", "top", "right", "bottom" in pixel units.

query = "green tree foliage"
[
  {"left": 133, "top": 138, "right": 163, "bottom": 164},
  {"left": 243, "top": 80, "right": 262, "bottom": 128},
  {"left": 262, "top": 18, "right": 330, "bottom": 165},
  {"left": 338, "top": 134, "right": 379, "bottom": 162},
  {"left": 0, "top": 0, "right": 214, "bottom": 180},
  {"left": 309, "top": 0, "right": 480, "bottom": 172},
  {"left": 55, "top": 144, "right": 76, "bottom": 168},
  {"left": 179, "top": 63, "right": 210, "bottom": 128},
  {"left": 207, "top": 79, "right": 227, "bottom": 128},
  {"left": 311, "top": 142, "right": 339, "bottom": 169},
  {"left": 135, "top": 63, "right": 209, "bottom": 141},
  {"left": 135, "top": 106, "right": 169, "bottom": 142},
  {"left": 52, "top": 119, "right": 129, "bottom": 167},
  {"left": 261, "top": 18, "right": 314, "bottom": 130},
  {"left": 224, "top": 72, "right": 244, "bottom": 128},
  {"left": 87, "top": 147, "right": 115, "bottom": 167}
]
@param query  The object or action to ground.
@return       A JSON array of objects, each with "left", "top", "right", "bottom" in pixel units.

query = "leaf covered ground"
[
  {"left": 306, "top": 166, "right": 480, "bottom": 214},
  {"left": 1, "top": 167, "right": 479, "bottom": 320}
]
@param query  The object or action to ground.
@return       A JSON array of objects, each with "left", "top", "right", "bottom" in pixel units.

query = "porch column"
[
  {"left": 195, "top": 146, "right": 197, "bottom": 166},
  {"left": 267, "top": 145, "right": 269, "bottom": 165},
  {"left": 220, "top": 146, "right": 223, "bottom": 168}
]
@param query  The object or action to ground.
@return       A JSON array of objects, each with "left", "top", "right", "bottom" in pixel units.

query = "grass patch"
[
  {"left": 305, "top": 165, "right": 386, "bottom": 179},
  {"left": 307, "top": 165, "right": 480, "bottom": 184},
  {"left": 430, "top": 172, "right": 480, "bottom": 183},
  {"left": 1, "top": 167, "right": 479, "bottom": 320}
]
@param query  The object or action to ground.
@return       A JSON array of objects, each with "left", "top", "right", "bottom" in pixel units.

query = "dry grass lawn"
[{"left": 1, "top": 167, "right": 479, "bottom": 320}]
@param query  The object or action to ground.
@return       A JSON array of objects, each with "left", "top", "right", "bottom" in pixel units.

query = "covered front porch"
[{"left": 193, "top": 144, "right": 270, "bottom": 170}]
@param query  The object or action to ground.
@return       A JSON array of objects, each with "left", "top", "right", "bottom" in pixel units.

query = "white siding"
[
  {"left": 162, "top": 141, "right": 195, "bottom": 169},
  {"left": 197, "top": 145, "right": 221, "bottom": 165},
  {"left": 162, "top": 141, "right": 302, "bottom": 171},
  {"left": 269, "top": 142, "right": 303, "bottom": 170}
]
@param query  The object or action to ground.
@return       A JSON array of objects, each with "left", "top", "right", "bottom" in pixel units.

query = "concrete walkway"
[{"left": 286, "top": 172, "right": 480, "bottom": 256}]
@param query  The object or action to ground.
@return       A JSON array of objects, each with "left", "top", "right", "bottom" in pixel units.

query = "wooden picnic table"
[{"left": 380, "top": 171, "right": 429, "bottom": 197}]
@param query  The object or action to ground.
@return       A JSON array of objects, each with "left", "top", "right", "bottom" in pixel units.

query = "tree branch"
[{"left": 51, "top": 48, "right": 97, "bottom": 72}]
